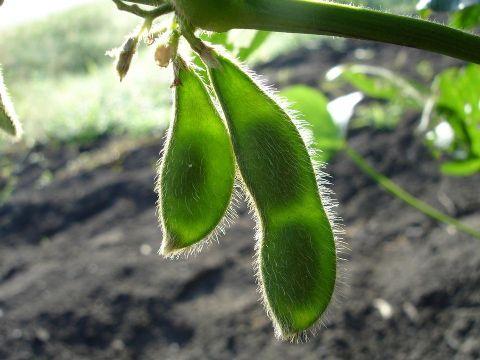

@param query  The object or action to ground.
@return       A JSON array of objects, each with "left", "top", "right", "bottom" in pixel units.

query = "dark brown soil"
[{"left": 1, "top": 40, "right": 479, "bottom": 360}]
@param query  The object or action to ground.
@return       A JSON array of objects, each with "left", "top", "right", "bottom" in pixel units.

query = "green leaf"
[
  {"left": 417, "top": 0, "right": 480, "bottom": 29},
  {"left": 441, "top": 158, "right": 480, "bottom": 176},
  {"left": 450, "top": 4, "right": 480, "bottom": 29},
  {"left": 353, "top": 101, "right": 404, "bottom": 130},
  {"left": 280, "top": 85, "right": 344, "bottom": 162},
  {"left": 435, "top": 65, "right": 480, "bottom": 158},
  {"left": 327, "top": 64, "right": 425, "bottom": 109},
  {"left": 199, "top": 32, "right": 233, "bottom": 51},
  {"left": 417, "top": 0, "right": 480, "bottom": 12},
  {"left": 236, "top": 31, "right": 271, "bottom": 61}
]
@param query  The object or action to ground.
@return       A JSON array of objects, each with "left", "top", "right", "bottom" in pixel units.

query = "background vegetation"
[{"left": 0, "top": 0, "right": 418, "bottom": 148}]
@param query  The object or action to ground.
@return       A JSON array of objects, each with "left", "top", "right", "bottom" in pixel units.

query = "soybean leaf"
[
  {"left": 417, "top": 0, "right": 480, "bottom": 29},
  {"left": 417, "top": 0, "right": 480, "bottom": 12},
  {"left": 441, "top": 158, "right": 480, "bottom": 176},
  {"left": 236, "top": 31, "right": 271, "bottom": 61},
  {"left": 435, "top": 65, "right": 480, "bottom": 158},
  {"left": 327, "top": 64, "right": 425, "bottom": 108},
  {"left": 450, "top": 4, "right": 480, "bottom": 29},
  {"left": 280, "top": 85, "right": 344, "bottom": 162},
  {"left": 353, "top": 101, "right": 405, "bottom": 129},
  {"left": 199, "top": 32, "right": 233, "bottom": 52}
]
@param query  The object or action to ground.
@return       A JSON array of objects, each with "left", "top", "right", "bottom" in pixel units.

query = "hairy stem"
[
  {"left": 344, "top": 145, "right": 480, "bottom": 240},
  {"left": 173, "top": 0, "right": 480, "bottom": 64}
]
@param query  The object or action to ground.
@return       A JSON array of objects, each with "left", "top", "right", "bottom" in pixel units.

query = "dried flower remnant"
[{"left": 107, "top": 36, "right": 139, "bottom": 81}]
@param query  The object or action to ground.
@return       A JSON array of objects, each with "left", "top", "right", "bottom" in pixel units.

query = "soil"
[{"left": 1, "top": 40, "right": 479, "bottom": 360}]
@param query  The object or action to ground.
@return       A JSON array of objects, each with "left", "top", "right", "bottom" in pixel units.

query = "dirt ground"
[{"left": 1, "top": 41, "right": 479, "bottom": 360}]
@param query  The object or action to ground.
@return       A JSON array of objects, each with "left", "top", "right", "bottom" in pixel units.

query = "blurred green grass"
[
  {"left": 0, "top": 2, "right": 172, "bottom": 148},
  {"left": 0, "top": 2, "right": 134, "bottom": 80}
]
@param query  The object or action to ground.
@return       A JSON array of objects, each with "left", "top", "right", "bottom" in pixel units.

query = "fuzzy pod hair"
[
  {"left": 205, "top": 48, "right": 345, "bottom": 341},
  {"left": 0, "top": 68, "right": 22, "bottom": 140},
  {"left": 155, "top": 57, "right": 237, "bottom": 258}
]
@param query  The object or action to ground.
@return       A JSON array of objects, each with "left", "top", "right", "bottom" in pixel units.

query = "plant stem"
[
  {"left": 173, "top": 0, "right": 480, "bottom": 64},
  {"left": 124, "top": 0, "right": 165, "bottom": 5},
  {"left": 344, "top": 144, "right": 480, "bottom": 240},
  {"left": 112, "top": 0, "right": 173, "bottom": 19}
]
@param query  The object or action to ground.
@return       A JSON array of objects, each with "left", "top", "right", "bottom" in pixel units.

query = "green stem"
[
  {"left": 124, "top": 0, "right": 165, "bottom": 5},
  {"left": 173, "top": 0, "right": 480, "bottom": 64},
  {"left": 112, "top": 0, "right": 173, "bottom": 19},
  {"left": 344, "top": 144, "right": 480, "bottom": 240}
]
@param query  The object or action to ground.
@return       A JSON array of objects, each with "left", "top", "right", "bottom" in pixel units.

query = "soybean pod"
[
  {"left": 207, "top": 51, "right": 338, "bottom": 340},
  {"left": 157, "top": 57, "right": 236, "bottom": 256}
]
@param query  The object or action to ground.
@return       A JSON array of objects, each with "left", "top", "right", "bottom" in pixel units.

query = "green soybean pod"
[
  {"left": 0, "top": 68, "right": 22, "bottom": 139},
  {"left": 207, "top": 52, "right": 338, "bottom": 340},
  {"left": 157, "top": 57, "right": 236, "bottom": 256}
]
